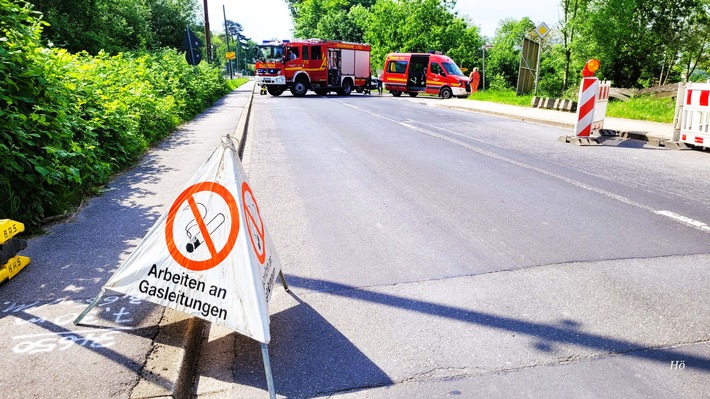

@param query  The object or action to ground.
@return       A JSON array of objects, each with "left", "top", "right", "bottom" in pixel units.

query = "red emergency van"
[{"left": 382, "top": 52, "right": 470, "bottom": 99}]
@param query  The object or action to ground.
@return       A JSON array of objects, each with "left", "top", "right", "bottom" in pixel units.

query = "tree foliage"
[
  {"left": 300, "top": 0, "right": 485, "bottom": 72},
  {"left": 567, "top": 0, "right": 709, "bottom": 87},
  {"left": 485, "top": 18, "right": 536, "bottom": 90},
  {"left": 1, "top": 1, "right": 228, "bottom": 229},
  {"left": 289, "top": 0, "right": 709, "bottom": 91},
  {"left": 25, "top": 0, "right": 199, "bottom": 54}
]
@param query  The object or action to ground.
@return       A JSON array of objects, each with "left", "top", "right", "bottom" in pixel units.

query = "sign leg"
[
  {"left": 73, "top": 289, "right": 105, "bottom": 325},
  {"left": 261, "top": 343, "right": 277, "bottom": 399},
  {"left": 278, "top": 271, "right": 289, "bottom": 292}
]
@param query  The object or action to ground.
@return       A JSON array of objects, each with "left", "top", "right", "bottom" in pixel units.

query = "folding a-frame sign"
[{"left": 75, "top": 136, "right": 286, "bottom": 398}]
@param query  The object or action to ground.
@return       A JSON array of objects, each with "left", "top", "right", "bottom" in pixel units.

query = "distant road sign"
[
  {"left": 535, "top": 22, "right": 550, "bottom": 39},
  {"left": 226, "top": 52, "right": 236, "bottom": 60}
]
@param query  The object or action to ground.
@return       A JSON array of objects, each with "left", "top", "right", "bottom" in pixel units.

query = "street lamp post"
[
  {"left": 203, "top": 0, "right": 211, "bottom": 63},
  {"left": 481, "top": 44, "right": 493, "bottom": 91},
  {"left": 223, "top": 5, "right": 232, "bottom": 79}
]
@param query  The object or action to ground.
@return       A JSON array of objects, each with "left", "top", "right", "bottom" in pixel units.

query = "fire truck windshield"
[
  {"left": 442, "top": 62, "right": 465, "bottom": 77},
  {"left": 256, "top": 45, "right": 285, "bottom": 61}
]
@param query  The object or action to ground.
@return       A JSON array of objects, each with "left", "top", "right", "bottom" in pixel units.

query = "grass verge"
[
  {"left": 227, "top": 77, "right": 249, "bottom": 90},
  {"left": 466, "top": 89, "right": 675, "bottom": 123},
  {"left": 606, "top": 96, "right": 675, "bottom": 123}
]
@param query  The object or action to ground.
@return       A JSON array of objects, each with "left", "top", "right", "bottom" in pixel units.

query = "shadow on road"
[
  {"left": 218, "top": 290, "right": 393, "bottom": 398},
  {"left": 282, "top": 275, "right": 710, "bottom": 373},
  {"left": 205, "top": 274, "right": 709, "bottom": 397}
]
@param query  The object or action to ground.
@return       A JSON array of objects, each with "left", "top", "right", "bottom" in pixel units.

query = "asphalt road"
[
  {"left": 192, "top": 90, "right": 710, "bottom": 398},
  {"left": 2, "top": 83, "right": 708, "bottom": 399}
]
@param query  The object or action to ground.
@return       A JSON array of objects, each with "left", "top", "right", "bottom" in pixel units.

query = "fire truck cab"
[
  {"left": 255, "top": 39, "right": 371, "bottom": 97},
  {"left": 382, "top": 52, "right": 470, "bottom": 99}
]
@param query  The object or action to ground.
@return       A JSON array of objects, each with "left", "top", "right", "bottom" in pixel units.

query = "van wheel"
[
  {"left": 337, "top": 79, "right": 352, "bottom": 95},
  {"left": 391, "top": 91, "right": 402, "bottom": 97},
  {"left": 291, "top": 80, "right": 308, "bottom": 97},
  {"left": 440, "top": 87, "right": 453, "bottom": 99},
  {"left": 408, "top": 92, "right": 418, "bottom": 97}
]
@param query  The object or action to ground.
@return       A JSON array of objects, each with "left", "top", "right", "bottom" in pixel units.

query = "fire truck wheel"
[
  {"left": 337, "top": 79, "right": 353, "bottom": 96},
  {"left": 291, "top": 80, "right": 308, "bottom": 97},
  {"left": 440, "top": 87, "right": 453, "bottom": 99},
  {"left": 391, "top": 91, "right": 402, "bottom": 97},
  {"left": 267, "top": 86, "right": 284, "bottom": 96},
  {"left": 408, "top": 92, "right": 419, "bottom": 97}
]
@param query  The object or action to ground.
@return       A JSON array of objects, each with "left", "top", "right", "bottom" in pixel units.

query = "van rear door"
[{"left": 407, "top": 55, "right": 429, "bottom": 92}]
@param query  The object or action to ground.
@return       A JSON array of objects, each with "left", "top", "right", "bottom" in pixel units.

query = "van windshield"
[{"left": 442, "top": 62, "right": 465, "bottom": 77}]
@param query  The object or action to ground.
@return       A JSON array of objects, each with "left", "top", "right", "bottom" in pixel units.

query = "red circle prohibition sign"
[
  {"left": 166, "top": 182, "right": 240, "bottom": 271},
  {"left": 241, "top": 182, "right": 266, "bottom": 265}
]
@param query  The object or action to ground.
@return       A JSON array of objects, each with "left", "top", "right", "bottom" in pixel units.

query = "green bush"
[{"left": 1, "top": 1, "right": 229, "bottom": 231}]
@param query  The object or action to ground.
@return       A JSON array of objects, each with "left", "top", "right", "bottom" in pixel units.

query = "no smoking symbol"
[
  {"left": 242, "top": 182, "right": 266, "bottom": 265},
  {"left": 166, "top": 182, "right": 240, "bottom": 271}
]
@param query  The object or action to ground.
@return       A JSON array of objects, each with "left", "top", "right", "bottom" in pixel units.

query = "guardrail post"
[{"left": 672, "top": 83, "right": 686, "bottom": 142}]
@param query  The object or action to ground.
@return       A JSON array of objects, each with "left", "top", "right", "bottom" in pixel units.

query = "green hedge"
[{"left": 1, "top": 0, "right": 229, "bottom": 231}]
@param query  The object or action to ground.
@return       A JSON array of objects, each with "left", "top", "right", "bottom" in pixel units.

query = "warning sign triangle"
[{"left": 101, "top": 138, "right": 282, "bottom": 344}]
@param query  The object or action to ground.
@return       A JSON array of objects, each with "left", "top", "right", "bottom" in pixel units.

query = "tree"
[
  {"left": 291, "top": 0, "right": 365, "bottom": 42},
  {"left": 653, "top": 0, "right": 708, "bottom": 84},
  {"left": 25, "top": 0, "right": 201, "bottom": 54},
  {"left": 362, "top": 0, "right": 482, "bottom": 70},
  {"left": 571, "top": 0, "right": 707, "bottom": 87},
  {"left": 148, "top": 0, "right": 200, "bottom": 49},
  {"left": 560, "top": 0, "right": 589, "bottom": 91},
  {"left": 486, "top": 17, "right": 535, "bottom": 89},
  {"left": 225, "top": 20, "right": 244, "bottom": 39},
  {"left": 679, "top": 4, "right": 710, "bottom": 81}
]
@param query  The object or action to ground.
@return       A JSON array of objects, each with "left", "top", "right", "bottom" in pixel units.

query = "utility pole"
[
  {"left": 481, "top": 44, "right": 493, "bottom": 91},
  {"left": 203, "top": 0, "right": 211, "bottom": 63},
  {"left": 223, "top": 5, "right": 232, "bottom": 79}
]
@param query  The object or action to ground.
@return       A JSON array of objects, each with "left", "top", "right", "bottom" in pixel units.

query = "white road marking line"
[
  {"left": 350, "top": 107, "right": 710, "bottom": 235},
  {"left": 655, "top": 211, "right": 710, "bottom": 232},
  {"left": 13, "top": 327, "right": 135, "bottom": 339},
  {"left": 399, "top": 122, "right": 416, "bottom": 129}
]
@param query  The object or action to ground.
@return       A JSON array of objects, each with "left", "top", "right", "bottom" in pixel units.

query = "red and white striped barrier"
[
  {"left": 593, "top": 81, "right": 610, "bottom": 131},
  {"left": 574, "top": 77, "right": 598, "bottom": 137},
  {"left": 574, "top": 78, "right": 611, "bottom": 137},
  {"left": 680, "top": 82, "right": 710, "bottom": 147}
]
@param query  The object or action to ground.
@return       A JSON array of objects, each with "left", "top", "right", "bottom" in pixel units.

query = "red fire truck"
[{"left": 255, "top": 39, "right": 371, "bottom": 97}]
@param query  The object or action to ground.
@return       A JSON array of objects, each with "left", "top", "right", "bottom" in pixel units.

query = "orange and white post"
[{"left": 575, "top": 59, "right": 602, "bottom": 137}]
